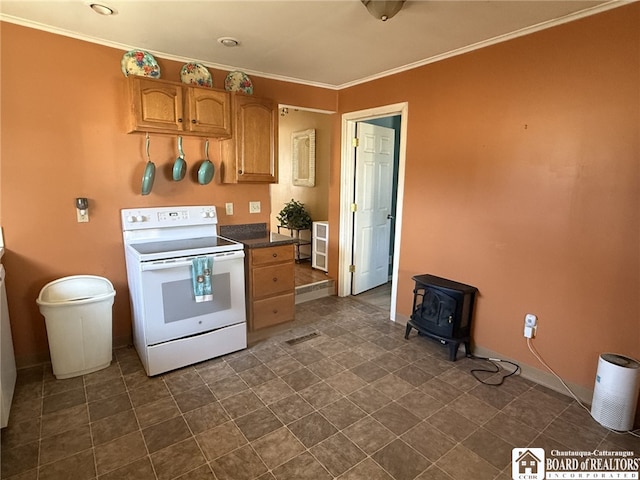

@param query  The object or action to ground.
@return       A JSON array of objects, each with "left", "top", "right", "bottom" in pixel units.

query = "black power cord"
[{"left": 465, "top": 353, "right": 521, "bottom": 386}]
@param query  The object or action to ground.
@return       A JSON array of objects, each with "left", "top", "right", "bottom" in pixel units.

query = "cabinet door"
[
  {"left": 128, "top": 77, "right": 184, "bottom": 133},
  {"left": 186, "top": 88, "right": 231, "bottom": 137},
  {"left": 222, "top": 95, "right": 278, "bottom": 183}
]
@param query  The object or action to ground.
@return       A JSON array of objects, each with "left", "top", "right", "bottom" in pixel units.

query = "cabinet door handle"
[
  {"left": 191, "top": 119, "right": 196, "bottom": 124},
  {"left": 178, "top": 118, "right": 183, "bottom": 123},
  {"left": 238, "top": 169, "right": 243, "bottom": 174},
  {"left": 273, "top": 277, "right": 278, "bottom": 282},
  {"left": 272, "top": 253, "right": 278, "bottom": 258},
  {"left": 272, "top": 309, "right": 278, "bottom": 314}
]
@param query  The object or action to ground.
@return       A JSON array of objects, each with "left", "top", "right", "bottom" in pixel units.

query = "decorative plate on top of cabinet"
[
  {"left": 224, "top": 71, "right": 253, "bottom": 95},
  {"left": 121, "top": 50, "right": 161, "bottom": 78},
  {"left": 180, "top": 62, "right": 213, "bottom": 87}
]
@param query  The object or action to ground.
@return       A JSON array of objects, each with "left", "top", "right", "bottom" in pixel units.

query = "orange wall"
[
  {"left": 0, "top": 23, "right": 336, "bottom": 365},
  {"left": 335, "top": 4, "right": 639, "bottom": 387}
]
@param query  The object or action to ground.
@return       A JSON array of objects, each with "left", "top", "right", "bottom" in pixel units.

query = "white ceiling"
[{"left": 0, "top": 0, "right": 626, "bottom": 89}]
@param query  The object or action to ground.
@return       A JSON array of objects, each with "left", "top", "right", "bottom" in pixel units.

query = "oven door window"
[
  {"left": 162, "top": 273, "right": 231, "bottom": 323},
  {"left": 139, "top": 253, "right": 245, "bottom": 345}
]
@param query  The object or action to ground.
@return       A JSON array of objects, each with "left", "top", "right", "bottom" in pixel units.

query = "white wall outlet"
[
  {"left": 76, "top": 210, "right": 89, "bottom": 223},
  {"left": 225, "top": 203, "right": 234, "bottom": 215},
  {"left": 525, "top": 313, "right": 537, "bottom": 327},
  {"left": 524, "top": 313, "right": 537, "bottom": 338},
  {"left": 249, "top": 201, "right": 261, "bottom": 213}
]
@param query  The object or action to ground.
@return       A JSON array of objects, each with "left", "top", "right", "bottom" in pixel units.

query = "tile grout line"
[
  {"left": 118, "top": 357, "right": 160, "bottom": 480},
  {"left": 84, "top": 371, "right": 98, "bottom": 480}
]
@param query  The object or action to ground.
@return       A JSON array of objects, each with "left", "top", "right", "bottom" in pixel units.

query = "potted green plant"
[{"left": 277, "top": 199, "right": 312, "bottom": 230}]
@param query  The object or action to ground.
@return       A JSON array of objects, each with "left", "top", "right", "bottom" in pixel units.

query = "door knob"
[{"left": 387, "top": 214, "right": 394, "bottom": 220}]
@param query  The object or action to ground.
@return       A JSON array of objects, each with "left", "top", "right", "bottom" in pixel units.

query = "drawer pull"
[
  {"left": 272, "top": 309, "right": 278, "bottom": 314},
  {"left": 272, "top": 253, "right": 278, "bottom": 257},
  {"left": 273, "top": 277, "right": 278, "bottom": 282},
  {"left": 177, "top": 118, "right": 183, "bottom": 123}
]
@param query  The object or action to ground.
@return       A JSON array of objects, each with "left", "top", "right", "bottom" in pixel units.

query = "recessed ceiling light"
[
  {"left": 88, "top": 3, "right": 116, "bottom": 15},
  {"left": 218, "top": 37, "right": 240, "bottom": 47}
]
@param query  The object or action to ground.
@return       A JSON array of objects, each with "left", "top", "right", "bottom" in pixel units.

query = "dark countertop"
[{"left": 220, "top": 223, "right": 295, "bottom": 249}]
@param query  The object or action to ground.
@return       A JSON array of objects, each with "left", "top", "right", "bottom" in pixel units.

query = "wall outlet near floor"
[
  {"left": 249, "top": 201, "right": 261, "bottom": 213},
  {"left": 523, "top": 313, "right": 537, "bottom": 338},
  {"left": 225, "top": 203, "right": 234, "bottom": 215}
]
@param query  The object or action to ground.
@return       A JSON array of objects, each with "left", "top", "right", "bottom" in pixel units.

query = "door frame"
[{"left": 338, "top": 102, "right": 408, "bottom": 321}]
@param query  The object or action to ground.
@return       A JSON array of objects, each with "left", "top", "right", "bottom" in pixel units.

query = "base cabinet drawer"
[
  {"left": 252, "top": 263, "right": 294, "bottom": 297},
  {"left": 251, "top": 245, "right": 294, "bottom": 266},
  {"left": 252, "top": 294, "right": 295, "bottom": 330}
]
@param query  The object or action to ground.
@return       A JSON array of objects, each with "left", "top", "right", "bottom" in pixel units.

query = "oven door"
[{"left": 138, "top": 250, "right": 245, "bottom": 345}]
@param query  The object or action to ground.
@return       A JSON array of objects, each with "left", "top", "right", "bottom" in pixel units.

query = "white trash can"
[{"left": 37, "top": 275, "right": 115, "bottom": 379}]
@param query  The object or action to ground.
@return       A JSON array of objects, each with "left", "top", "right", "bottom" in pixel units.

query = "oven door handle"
[{"left": 140, "top": 251, "right": 244, "bottom": 271}]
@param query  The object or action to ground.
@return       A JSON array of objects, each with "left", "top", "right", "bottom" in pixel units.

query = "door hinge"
[
  {"left": 349, "top": 265, "right": 356, "bottom": 273},
  {"left": 352, "top": 137, "right": 359, "bottom": 148},
  {"left": 350, "top": 203, "right": 357, "bottom": 212}
]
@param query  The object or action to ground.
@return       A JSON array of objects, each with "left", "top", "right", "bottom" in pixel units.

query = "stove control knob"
[
  {"left": 201, "top": 211, "right": 208, "bottom": 218},
  {"left": 127, "top": 216, "right": 136, "bottom": 223},
  {"left": 136, "top": 215, "right": 145, "bottom": 222},
  {"left": 208, "top": 211, "right": 215, "bottom": 218}
]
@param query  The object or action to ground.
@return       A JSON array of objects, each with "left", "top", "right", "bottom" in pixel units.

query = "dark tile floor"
[{"left": 2, "top": 295, "right": 638, "bottom": 480}]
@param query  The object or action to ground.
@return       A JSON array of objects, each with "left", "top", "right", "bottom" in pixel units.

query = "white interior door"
[{"left": 352, "top": 122, "right": 395, "bottom": 294}]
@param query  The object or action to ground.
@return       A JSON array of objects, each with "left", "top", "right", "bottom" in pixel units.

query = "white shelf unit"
[{"left": 312, "top": 221, "right": 328, "bottom": 272}]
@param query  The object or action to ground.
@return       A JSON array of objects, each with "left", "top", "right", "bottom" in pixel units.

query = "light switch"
[
  {"left": 225, "top": 203, "right": 234, "bottom": 215},
  {"left": 249, "top": 201, "right": 261, "bottom": 213}
]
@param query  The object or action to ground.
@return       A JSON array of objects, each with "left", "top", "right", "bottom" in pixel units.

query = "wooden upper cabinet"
[
  {"left": 126, "top": 76, "right": 231, "bottom": 138},
  {"left": 186, "top": 88, "right": 231, "bottom": 136},
  {"left": 128, "top": 77, "right": 183, "bottom": 133},
  {"left": 221, "top": 94, "right": 278, "bottom": 183}
]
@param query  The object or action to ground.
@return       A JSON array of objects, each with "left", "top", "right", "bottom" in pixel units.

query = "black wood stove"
[{"left": 405, "top": 274, "right": 478, "bottom": 361}]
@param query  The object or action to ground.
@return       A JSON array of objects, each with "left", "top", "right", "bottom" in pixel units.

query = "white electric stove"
[{"left": 121, "top": 205, "right": 246, "bottom": 376}]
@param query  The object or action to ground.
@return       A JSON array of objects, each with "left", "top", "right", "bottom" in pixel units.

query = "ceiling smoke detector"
[
  {"left": 218, "top": 37, "right": 240, "bottom": 47},
  {"left": 361, "top": 0, "right": 405, "bottom": 21}
]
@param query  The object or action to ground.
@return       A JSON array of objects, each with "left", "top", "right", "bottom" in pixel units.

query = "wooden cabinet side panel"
[{"left": 220, "top": 137, "right": 238, "bottom": 183}]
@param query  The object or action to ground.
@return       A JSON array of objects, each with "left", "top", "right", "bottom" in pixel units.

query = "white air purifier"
[{"left": 591, "top": 353, "right": 640, "bottom": 431}]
